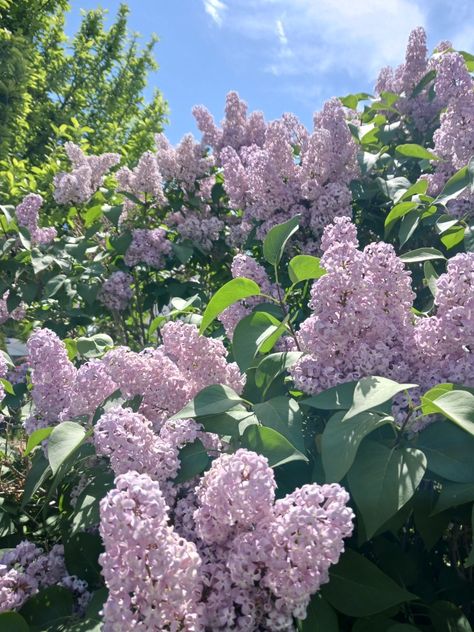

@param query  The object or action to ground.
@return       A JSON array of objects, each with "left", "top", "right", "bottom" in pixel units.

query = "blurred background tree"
[{"left": 0, "top": 0, "right": 168, "bottom": 201}]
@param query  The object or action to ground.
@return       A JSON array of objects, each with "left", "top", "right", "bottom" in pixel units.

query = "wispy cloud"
[
  {"left": 201, "top": 0, "right": 427, "bottom": 92},
  {"left": 275, "top": 19, "right": 288, "bottom": 46},
  {"left": 203, "top": 0, "right": 227, "bottom": 26}
]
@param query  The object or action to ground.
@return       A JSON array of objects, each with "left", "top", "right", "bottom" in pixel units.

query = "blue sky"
[{"left": 66, "top": 0, "right": 474, "bottom": 144}]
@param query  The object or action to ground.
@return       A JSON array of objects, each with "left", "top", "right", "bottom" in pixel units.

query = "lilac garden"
[{"left": 0, "top": 22, "right": 473, "bottom": 631}]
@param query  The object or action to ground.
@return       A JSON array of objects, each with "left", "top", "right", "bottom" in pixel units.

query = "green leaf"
[
  {"left": 387, "top": 626, "right": 423, "bottom": 632},
  {"left": 436, "top": 166, "right": 471, "bottom": 205},
  {"left": 232, "top": 311, "right": 281, "bottom": 371},
  {"left": 242, "top": 424, "right": 308, "bottom": 467},
  {"left": 299, "top": 594, "right": 339, "bottom": 631},
  {"left": 343, "top": 376, "right": 417, "bottom": 421},
  {"left": 0, "top": 612, "right": 29, "bottom": 631},
  {"left": 262, "top": 215, "right": 300, "bottom": 266},
  {"left": 22, "top": 451, "right": 51, "bottom": 507},
  {"left": 384, "top": 201, "right": 418, "bottom": 235},
  {"left": 414, "top": 487, "right": 451, "bottom": 551},
  {"left": 322, "top": 411, "right": 393, "bottom": 483},
  {"left": 412, "top": 69, "right": 436, "bottom": 96},
  {"left": 399, "top": 248, "right": 446, "bottom": 263},
  {"left": 425, "top": 390, "right": 474, "bottom": 436},
  {"left": 20, "top": 586, "right": 73, "bottom": 626},
  {"left": 24, "top": 427, "right": 53, "bottom": 455},
  {"left": 31, "top": 251, "right": 55, "bottom": 274},
  {"left": 102, "top": 204, "right": 123, "bottom": 227},
  {"left": 254, "top": 396, "right": 305, "bottom": 451},
  {"left": 199, "top": 277, "right": 261, "bottom": 334},
  {"left": 300, "top": 381, "right": 357, "bottom": 411},
  {"left": 399, "top": 178, "right": 429, "bottom": 201},
  {"left": 43, "top": 274, "right": 67, "bottom": 298},
  {"left": 433, "top": 482, "right": 474, "bottom": 514},
  {"left": 396, "top": 144, "right": 440, "bottom": 160},
  {"left": 76, "top": 333, "right": 113, "bottom": 358},
  {"left": 84, "top": 204, "right": 103, "bottom": 227},
  {"left": 321, "top": 548, "right": 416, "bottom": 617},
  {"left": 429, "top": 601, "right": 473, "bottom": 632},
  {"left": 109, "top": 230, "right": 132, "bottom": 254},
  {"left": 47, "top": 422, "right": 86, "bottom": 475},
  {"left": 174, "top": 439, "right": 211, "bottom": 483},
  {"left": 198, "top": 408, "right": 254, "bottom": 437},
  {"left": 398, "top": 210, "right": 421, "bottom": 247},
  {"left": 347, "top": 440, "right": 426, "bottom": 538},
  {"left": 417, "top": 420, "right": 474, "bottom": 482},
  {"left": 71, "top": 470, "right": 114, "bottom": 534},
  {"left": 170, "top": 384, "right": 245, "bottom": 420},
  {"left": 254, "top": 351, "right": 303, "bottom": 396},
  {"left": 288, "top": 254, "right": 326, "bottom": 284},
  {"left": 436, "top": 214, "right": 461, "bottom": 235},
  {"left": 441, "top": 225, "right": 465, "bottom": 250},
  {"left": 424, "top": 260, "right": 439, "bottom": 297},
  {"left": 65, "top": 532, "right": 104, "bottom": 587}
]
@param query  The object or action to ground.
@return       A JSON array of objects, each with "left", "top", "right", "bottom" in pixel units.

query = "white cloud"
[
  {"left": 206, "top": 0, "right": 427, "bottom": 81},
  {"left": 203, "top": 0, "right": 227, "bottom": 26},
  {"left": 275, "top": 19, "right": 288, "bottom": 46}
]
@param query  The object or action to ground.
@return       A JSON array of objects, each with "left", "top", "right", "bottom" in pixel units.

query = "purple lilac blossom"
[
  {"left": 53, "top": 142, "right": 120, "bottom": 205},
  {"left": 98, "top": 271, "right": 133, "bottom": 312},
  {"left": 15, "top": 193, "right": 56, "bottom": 245}
]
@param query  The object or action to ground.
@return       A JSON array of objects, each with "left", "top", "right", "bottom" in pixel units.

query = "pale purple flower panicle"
[
  {"left": 291, "top": 217, "right": 415, "bottom": 394},
  {"left": 15, "top": 193, "right": 57, "bottom": 245},
  {"left": 53, "top": 142, "right": 120, "bottom": 205},
  {"left": 116, "top": 150, "right": 166, "bottom": 213},
  {"left": 27, "top": 328, "right": 77, "bottom": 422},
  {"left": 98, "top": 271, "right": 133, "bottom": 312},
  {"left": 99, "top": 471, "right": 204, "bottom": 631},
  {"left": 414, "top": 252, "right": 474, "bottom": 387},
  {"left": 194, "top": 449, "right": 276, "bottom": 544},
  {"left": 0, "top": 542, "right": 68, "bottom": 613},
  {"left": 94, "top": 406, "right": 180, "bottom": 481},
  {"left": 67, "top": 359, "right": 117, "bottom": 419},
  {"left": 228, "top": 483, "right": 354, "bottom": 625},
  {"left": 155, "top": 132, "right": 214, "bottom": 190},
  {"left": 216, "top": 93, "right": 357, "bottom": 251},
  {"left": 124, "top": 227, "right": 172, "bottom": 269},
  {"left": 0, "top": 291, "right": 26, "bottom": 325},
  {"left": 193, "top": 91, "right": 266, "bottom": 159},
  {"left": 375, "top": 27, "right": 439, "bottom": 132}
]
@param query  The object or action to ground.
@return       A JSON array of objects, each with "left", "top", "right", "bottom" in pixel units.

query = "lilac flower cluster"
[
  {"left": 124, "top": 227, "right": 172, "bottom": 269},
  {"left": 414, "top": 252, "right": 474, "bottom": 387},
  {"left": 212, "top": 94, "right": 358, "bottom": 251},
  {"left": 429, "top": 52, "right": 474, "bottom": 218},
  {"left": 193, "top": 91, "right": 266, "bottom": 159},
  {"left": 155, "top": 133, "right": 225, "bottom": 251},
  {"left": 0, "top": 291, "right": 26, "bottom": 325},
  {"left": 290, "top": 218, "right": 474, "bottom": 425},
  {"left": 15, "top": 193, "right": 57, "bottom": 245},
  {"left": 98, "top": 270, "right": 133, "bottom": 312},
  {"left": 156, "top": 133, "right": 214, "bottom": 191},
  {"left": 0, "top": 541, "right": 90, "bottom": 614},
  {"left": 25, "top": 321, "right": 244, "bottom": 435},
  {"left": 101, "top": 320, "right": 244, "bottom": 430},
  {"left": 375, "top": 27, "right": 440, "bottom": 132},
  {"left": 116, "top": 150, "right": 166, "bottom": 216},
  {"left": 53, "top": 142, "right": 120, "bottom": 205},
  {"left": 99, "top": 450, "right": 354, "bottom": 631},
  {"left": 99, "top": 471, "right": 204, "bottom": 631},
  {"left": 26, "top": 328, "right": 78, "bottom": 423},
  {"left": 291, "top": 216, "right": 416, "bottom": 394}
]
